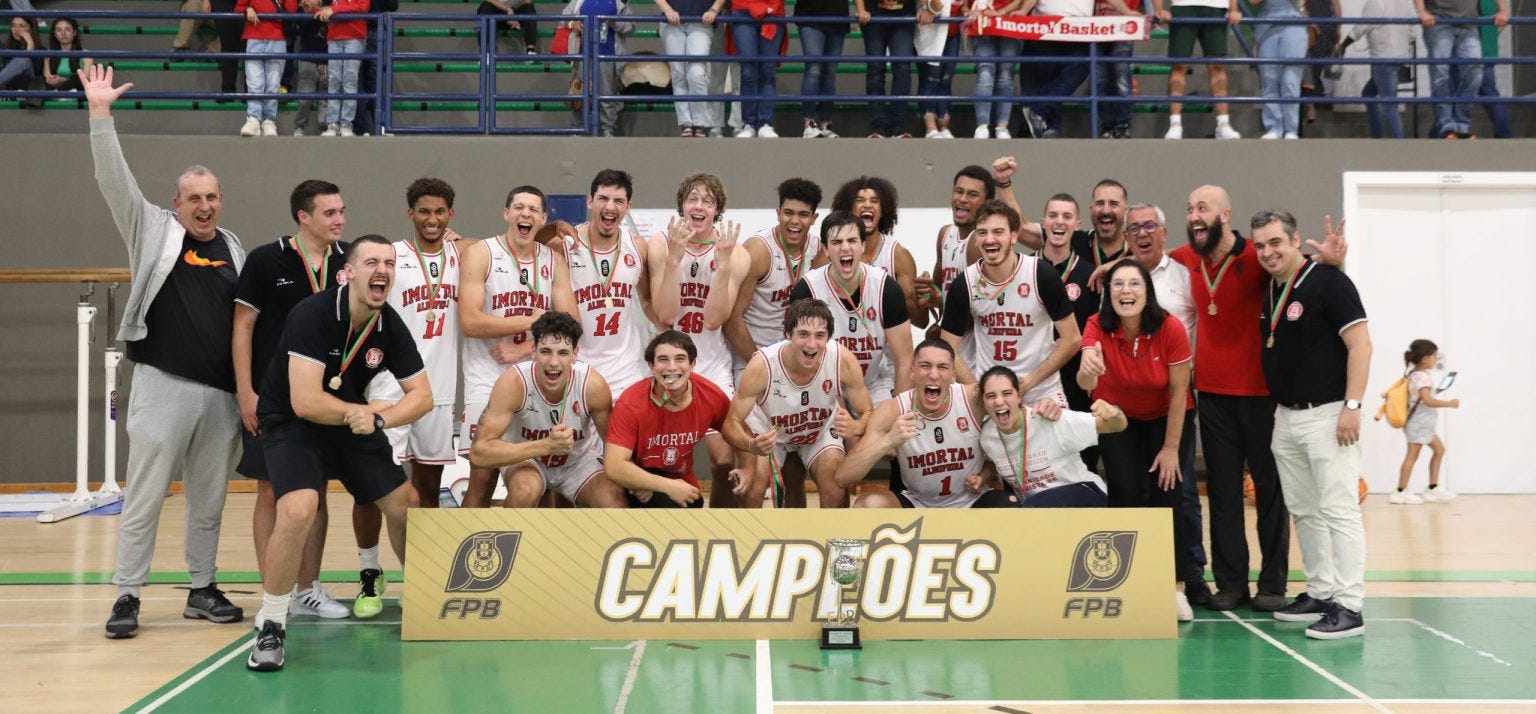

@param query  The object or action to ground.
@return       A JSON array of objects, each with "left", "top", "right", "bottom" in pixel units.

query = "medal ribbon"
[
  {"left": 408, "top": 238, "right": 443, "bottom": 308},
  {"left": 775, "top": 227, "right": 807, "bottom": 285},
  {"left": 1266, "top": 265, "right": 1301, "bottom": 345},
  {"left": 768, "top": 453, "right": 786, "bottom": 509},
  {"left": 1200, "top": 254, "right": 1235, "bottom": 311},
  {"left": 1001, "top": 409, "right": 1028, "bottom": 499},
  {"left": 1093, "top": 240, "right": 1124, "bottom": 268},
  {"left": 1056, "top": 253, "right": 1079, "bottom": 281},
  {"left": 973, "top": 255, "right": 1018, "bottom": 303},
  {"left": 293, "top": 237, "right": 329, "bottom": 294},
  {"left": 581, "top": 225, "right": 619, "bottom": 304},
  {"left": 828, "top": 267, "right": 871, "bottom": 329},
  {"left": 502, "top": 233, "right": 542, "bottom": 298},
  {"left": 337, "top": 312, "right": 382, "bottom": 379}
]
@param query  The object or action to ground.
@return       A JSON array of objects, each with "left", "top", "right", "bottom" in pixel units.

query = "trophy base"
[{"left": 820, "top": 626, "right": 862, "bottom": 650}]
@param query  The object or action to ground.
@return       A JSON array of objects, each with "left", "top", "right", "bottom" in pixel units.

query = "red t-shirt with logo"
[
  {"left": 607, "top": 373, "right": 730, "bottom": 486},
  {"left": 1081, "top": 313, "right": 1193, "bottom": 420},
  {"left": 1170, "top": 236, "right": 1271, "bottom": 397}
]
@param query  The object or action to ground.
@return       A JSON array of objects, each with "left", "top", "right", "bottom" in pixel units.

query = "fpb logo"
[
  {"left": 446, "top": 531, "right": 522, "bottom": 592},
  {"left": 1066, "top": 531, "right": 1136, "bottom": 592}
]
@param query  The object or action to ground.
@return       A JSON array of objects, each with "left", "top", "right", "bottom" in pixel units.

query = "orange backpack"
[{"left": 1374, "top": 374, "right": 1412, "bottom": 428}]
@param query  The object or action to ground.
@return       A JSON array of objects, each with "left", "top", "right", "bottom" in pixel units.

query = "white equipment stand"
[{"left": 36, "top": 281, "right": 126, "bottom": 522}]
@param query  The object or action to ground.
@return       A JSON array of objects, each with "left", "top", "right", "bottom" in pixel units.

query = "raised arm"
[
  {"left": 82, "top": 65, "right": 156, "bottom": 253},
  {"left": 832, "top": 400, "right": 905, "bottom": 488},
  {"left": 468, "top": 368, "right": 558, "bottom": 469},
  {"left": 701, "top": 222, "right": 744, "bottom": 330}
]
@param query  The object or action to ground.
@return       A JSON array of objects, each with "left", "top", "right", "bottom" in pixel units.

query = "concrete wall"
[{"left": 3, "top": 129, "right": 1534, "bottom": 483}]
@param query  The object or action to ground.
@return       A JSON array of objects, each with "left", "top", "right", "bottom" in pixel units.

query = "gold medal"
[
  {"left": 426, "top": 309, "right": 437, "bottom": 323},
  {"left": 1266, "top": 335, "right": 1275, "bottom": 349},
  {"left": 597, "top": 298, "right": 608, "bottom": 309},
  {"left": 328, "top": 375, "right": 342, "bottom": 390},
  {"left": 1207, "top": 303, "right": 1218, "bottom": 316}
]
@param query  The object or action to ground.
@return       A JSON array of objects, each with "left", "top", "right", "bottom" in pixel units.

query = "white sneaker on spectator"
[
  {"left": 339, "top": 124, "right": 355, "bottom": 137},
  {"left": 293, "top": 127, "right": 305, "bottom": 137},
  {"left": 261, "top": 120, "right": 278, "bottom": 136},
  {"left": 321, "top": 124, "right": 338, "bottom": 137},
  {"left": 973, "top": 126, "right": 990, "bottom": 139},
  {"left": 803, "top": 124, "right": 821, "bottom": 139},
  {"left": 735, "top": 126, "right": 756, "bottom": 139},
  {"left": 1262, "top": 130, "right": 1281, "bottom": 140},
  {"left": 936, "top": 129, "right": 953, "bottom": 138},
  {"left": 708, "top": 127, "right": 724, "bottom": 138},
  {"left": 1283, "top": 132, "right": 1300, "bottom": 140},
  {"left": 240, "top": 116, "right": 261, "bottom": 137},
  {"left": 291, "top": 584, "right": 350, "bottom": 619},
  {"left": 1389, "top": 490, "right": 1424, "bottom": 505},
  {"left": 925, "top": 130, "right": 942, "bottom": 139},
  {"left": 994, "top": 126, "right": 1011, "bottom": 140},
  {"left": 1215, "top": 124, "right": 1242, "bottom": 140},
  {"left": 1164, "top": 123, "right": 1183, "bottom": 140},
  {"left": 1422, "top": 487, "right": 1457, "bottom": 502},
  {"left": 757, "top": 125, "right": 779, "bottom": 138},
  {"left": 818, "top": 127, "right": 839, "bottom": 138}
]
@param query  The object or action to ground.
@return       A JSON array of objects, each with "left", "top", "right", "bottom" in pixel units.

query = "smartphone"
[{"left": 1436, "top": 371, "right": 1457, "bottom": 392}]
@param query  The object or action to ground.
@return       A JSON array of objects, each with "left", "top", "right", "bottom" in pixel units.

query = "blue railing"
[{"left": 0, "top": 9, "right": 1529, "bottom": 137}]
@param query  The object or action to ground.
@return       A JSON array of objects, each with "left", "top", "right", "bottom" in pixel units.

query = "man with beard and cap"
[{"left": 726, "top": 178, "right": 823, "bottom": 381}]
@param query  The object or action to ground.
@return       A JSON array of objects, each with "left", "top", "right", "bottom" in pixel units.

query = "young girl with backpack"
[{"left": 1392, "top": 339, "right": 1460, "bottom": 504}]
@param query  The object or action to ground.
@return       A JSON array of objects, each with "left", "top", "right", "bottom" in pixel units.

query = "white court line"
[
  {"left": 134, "top": 638, "right": 255, "bottom": 714},
  {"left": 1220, "top": 611, "right": 1390, "bottom": 713},
  {"left": 1407, "top": 618, "right": 1514, "bottom": 667},
  {"left": 611, "top": 640, "right": 648, "bottom": 714},
  {"left": 755, "top": 639, "right": 773, "bottom": 714},
  {"left": 778, "top": 699, "right": 1536, "bottom": 708}
]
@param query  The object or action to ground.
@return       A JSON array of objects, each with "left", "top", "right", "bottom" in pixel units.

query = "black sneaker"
[
  {"left": 185, "top": 584, "right": 244, "bottom": 624},
  {"left": 1273, "top": 592, "right": 1333, "bottom": 622},
  {"left": 1306, "top": 602, "right": 1365, "bottom": 639},
  {"left": 1252, "top": 592, "right": 1288, "bottom": 612},
  {"left": 246, "top": 620, "right": 286, "bottom": 671},
  {"left": 1206, "top": 589, "right": 1251, "bottom": 611},
  {"left": 1183, "top": 579, "right": 1213, "bottom": 607},
  {"left": 105, "top": 594, "right": 140, "bottom": 639}
]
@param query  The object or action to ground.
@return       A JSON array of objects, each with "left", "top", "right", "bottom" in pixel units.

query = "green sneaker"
[{"left": 354, "top": 568, "right": 387, "bottom": 619}]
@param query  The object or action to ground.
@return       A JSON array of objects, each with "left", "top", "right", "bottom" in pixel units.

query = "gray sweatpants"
[{"left": 113, "top": 364, "right": 241, "bottom": 597}]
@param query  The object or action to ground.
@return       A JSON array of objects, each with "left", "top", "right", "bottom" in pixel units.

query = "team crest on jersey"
[
  {"left": 1286, "top": 302, "right": 1304, "bottom": 321},
  {"left": 624, "top": 254, "right": 637, "bottom": 268},
  {"left": 337, "top": 269, "right": 349, "bottom": 286},
  {"left": 933, "top": 427, "right": 945, "bottom": 444},
  {"left": 574, "top": 401, "right": 583, "bottom": 416},
  {"left": 1018, "top": 284, "right": 1032, "bottom": 298},
  {"left": 822, "top": 379, "right": 833, "bottom": 394},
  {"left": 1066, "top": 284, "right": 1081, "bottom": 301},
  {"left": 663, "top": 446, "right": 679, "bottom": 465},
  {"left": 365, "top": 347, "right": 383, "bottom": 368},
  {"left": 800, "top": 391, "right": 809, "bottom": 406},
  {"left": 709, "top": 259, "right": 717, "bottom": 271},
  {"left": 449, "top": 255, "right": 456, "bottom": 267},
  {"left": 957, "top": 417, "right": 970, "bottom": 432},
  {"left": 542, "top": 264, "right": 551, "bottom": 279},
  {"left": 865, "top": 307, "right": 877, "bottom": 322}
]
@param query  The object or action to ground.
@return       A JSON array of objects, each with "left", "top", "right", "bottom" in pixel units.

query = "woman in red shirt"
[{"left": 1079, "top": 258, "right": 1196, "bottom": 622}]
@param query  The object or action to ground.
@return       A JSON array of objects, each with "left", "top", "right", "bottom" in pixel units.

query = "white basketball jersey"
[
  {"left": 565, "top": 227, "right": 650, "bottom": 394},
  {"left": 675, "top": 242, "right": 732, "bottom": 390},
  {"left": 756, "top": 340, "right": 844, "bottom": 447},
  {"left": 512, "top": 360, "right": 598, "bottom": 470},
  {"left": 744, "top": 228, "right": 819, "bottom": 349},
  {"left": 803, "top": 265, "right": 890, "bottom": 391},
  {"left": 895, "top": 384, "right": 986, "bottom": 508},
  {"left": 389, "top": 240, "right": 460, "bottom": 406},
  {"left": 938, "top": 224, "right": 970, "bottom": 290},
  {"left": 866, "top": 232, "right": 898, "bottom": 276},
  {"left": 962, "top": 256, "right": 1064, "bottom": 403},
  {"left": 462, "top": 237, "right": 556, "bottom": 404}
]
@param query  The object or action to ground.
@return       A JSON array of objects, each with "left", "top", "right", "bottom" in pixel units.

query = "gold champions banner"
[{"left": 403, "top": 508, "right": 1173, "bottom": 641}]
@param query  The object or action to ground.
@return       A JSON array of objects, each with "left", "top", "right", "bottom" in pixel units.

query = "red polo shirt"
[
  {"left": 1170, "top": 235, "right": 1270, "bottom": 397},
  {"left": 606, "top": 374, "right": 730, "bottom": 486},
  {"left": 1081, "top": 313, "right": 1194, "bottom": 421}
]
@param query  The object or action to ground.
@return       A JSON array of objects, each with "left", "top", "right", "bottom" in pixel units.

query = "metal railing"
[{"left": 0, "top": 9, "right": 1529, "bottom": 137}]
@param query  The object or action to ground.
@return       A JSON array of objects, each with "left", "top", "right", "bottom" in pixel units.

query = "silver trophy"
[{"left": 821, "top": 538, "right": 867, "bottom": 650}]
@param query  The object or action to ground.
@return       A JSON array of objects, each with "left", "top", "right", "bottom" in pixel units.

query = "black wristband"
[{"left": 374, "top": 413, "right": 386, "bottom": 431}]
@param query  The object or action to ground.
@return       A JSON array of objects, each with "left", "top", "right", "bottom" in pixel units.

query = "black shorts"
[
  {"left": 260, "top": 415, "right": 406, "bottom": 504},
  {"left": 236, "top": 427, "right": 268, "bottom": 480}
]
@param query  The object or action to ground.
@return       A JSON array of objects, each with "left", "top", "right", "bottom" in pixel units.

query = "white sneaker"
[
  {"left": 735, "top": 126, "right": 756, "bottom": 139},
  {"left": 261, "top": 119, "right": 278, "bottom": 137},
  {"left": 1175, "top": 591, "right": 1194, "bottom": 622},
  {"left": 993, "top": 126, "right": 1011, "bottom": 140},
  {"left": 291, "top": 584, "right": 350, "bottom": 619},
  {"left": 1215, "top": 124, "right": 1242, "bottom": 140},
  {"left": 1164, "top": 123, "right": 1183, "bottom": 140},
  {"left": 240, "top": 116, "right": 261, "bottom": 137},
  {"left": 1389, "top": 490, "right": 1424, "bottom": 505},
  {"left": 320, "top": 123, "right": 338, "bottom": 137},
  {"left": 803, "top": 124, "right": 821, "bottom": 139},
  {"left": 1422, "top": 487, "right": 1457, "bottom": 503},
  {"left": 293, "top": 127, "right": 305, "bottom": 137},
  {"left": 973, "top": 126, "right": 990, "bottom": 139},
  {"left": 338, "top": 124, "right": 355, "bottom": 137},
  {"left": 756, "top": 125, "right": 779, "bottom": 138},
  {"left": 1261, "top": 130, "right": 1282, "bottom": 140},
  {"left": 818, "top": 127, "right": 839, "bottom": 138},
  {"left": 1283, "top": 132, "right": 1300, "bottom": 140},
  {"left": 925, "top": 130, "right": 942, "bottom": 139}
]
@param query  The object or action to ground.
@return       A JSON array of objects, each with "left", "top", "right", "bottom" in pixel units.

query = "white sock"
[
  {"left": 261, "top": 591, "right": 291, "bottom": 628},
  {"left": 1216, "top": 114, "right": 1231, "bottom": 126},
  {"left": 359, "top": 546, "right": 381, "bottom": 572},
  {"left": 1168, "top": 115, "right": 1182, "bottom": 127}
]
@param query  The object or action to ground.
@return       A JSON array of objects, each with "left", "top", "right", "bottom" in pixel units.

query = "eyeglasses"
[
  {"left": 1109, "top": 279, "right": 1145, "bottom": 291},
  {"left": 1125, "top": 222, "right": 1162, "bottom": 235}
]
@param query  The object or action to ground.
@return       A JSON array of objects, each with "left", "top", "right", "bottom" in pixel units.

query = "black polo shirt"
[
  {"left": 257, "top": 284, "right": 425, "bottom": 421},
  {"left": 235, "top": 237, "right": 349, "bottom": 386},
  {"left": 1048, "top": 250, "right": 1099, "bottom": 331},
  {"left": 1070, "top": 229, "right": 1127, "bottom": 267},
  {"left": 1259, "top": 259, "right": 1368, "bottom": 406}
]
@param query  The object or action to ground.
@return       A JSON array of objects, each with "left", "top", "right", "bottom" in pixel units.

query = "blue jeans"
[
  {"left": 324, "top": 38, "right": 363, "bottom": 126},
  {"left": 1254, "top": 7, "right": 1306, "bottom": 135},
  {"left": 1362, "top": 63, "right": 1404, "bottom": 138},
  {"left": 0, "top": 56, "right": 35, "bottom": 90},
  {"left": 798, "top": 23, "right": 846, "bottom": 124},
  {"left": 1028, "top": 41, "right": 1090, "bottom": 132},
  {"left": 971, "top": 36, "right": 1020, "bottom": 128},
  {"left": 243, "top": 39, "right": 286, "bottom": 121},
  {"left": 1097, "top": 40, "right": 1133, "bottom": 132},
  {"left": 661, "top": 21, "right": 713, "bottom": 127},
  {"left": 730, "top": 12, "right": 780, "bottom": 129},
  {"left": 1423, "top": 22, "right": 1480, "bottom": 135},
  {"left": 918, "top": 34, "right": 959, "bottom": 118},
  {"left": 861, "top": 20, "right": 916, "bottom": 135},
  {"left": 1477, "top": 66, "right": 1513, "bottom": 138}
]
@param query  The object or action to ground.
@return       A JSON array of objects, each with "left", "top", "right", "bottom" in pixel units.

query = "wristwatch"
[
  {"left": 374, "top": 414, "right": 387, "bottom": 431},
  {"left": 1343, "top": 399, "right": 1362, "bottom": 411}
]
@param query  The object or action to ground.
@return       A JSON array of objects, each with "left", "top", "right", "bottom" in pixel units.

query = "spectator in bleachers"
[
  {"left": 1475, "top": 65, "right": 1512, "bottom": 138},
  {"left": 1338, "top": 0, "right": 1411, "bottom": 138},
  {"left": 1252, "top": 0, "right": 1307, "bottom": 139},
  {"left": 1300, "top": 0, "right": 1340, "bottom": 125},
  {"left": 235, "top": 1, "right": 298, "bottom": 137},
  {"left": 968, "top": 0, "right": 1023, "bottom": 139},
  {"left": 856, "top": 0, "right": 917, "bottom": 137},
  {"left": 1094, "top": 0, "right": 1141, "bottom": 138},
  {"left": 916, "top": 0, "right": 962, "bottom": 138},
  {"left": 794, "top": 0, "right": 852, "bottom": 137},
  {"left": 42, "top": 17, "right": 90, "bottom": 93},
  {"left": 1414, "top": 0, "right": 1507, "bottom": 139},
  {"left": 730, "top": 0, "right": 788, "bottom": 137},
  {"left": 352, "top": 0, "right": 397, "bottom": 136},
  {"left": 1, "top": 15, "right": 39, "bottom": 91},
  {"left": 1152, "top": 0, "right": 1241, "bottom": 139},
  {"left": 287, "top": 1, "right": 327, "bottom": 136},
  {"left": 654, "top": 0, "right": 722, "bottom": 137},
  {"left": 564, "top": 0, "right": 636, "bottom": 136},
  {"left": 479, "top": 0, "right": 543, "bottom": 57},
  {"left": 213, "top": 1, "right": 245, "bottom": 97},
  {"left": 318, "top": 0, "right": 369, "bottom": 136},
  {"left": 174, "top": 0, "right": 220, "bottom": 54},
  {"left": 1020, "top": 0, "right": 1094, "bottom": 138}
]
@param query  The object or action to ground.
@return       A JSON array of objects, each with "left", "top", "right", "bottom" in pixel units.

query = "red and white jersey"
[
  {"left": 389, "top": 240, "right": 460, "bottom": 406},
  {"left": 865, "top": 232, "right": 899, "bottom": 277},
  {"left": 938, "top": 224, "right": 970, "bottom": 290},
  {"left": 511, "top": 360, "right": 598, "bottom": 470},
  {"left": 895, "top": 384, "right": 986, "bottom": 508},
  {"left": 675, "top": 242, "right": 733, "bottom": 392},
  {"left": 744, "top": 228, "right": 818, "bottom": 349},
  {"left": 962, "top": 256, "right": 1064, "bottom": 403},
  {"left": 565, "top": 227, "right": 650, "bottom": 394},
  {"left": 462, "top": 237, "right": 556, "bottom": 405},
  {"left": 756, "top": 340, "right": 845, "bottom": 447},
  {"left": 803, "top": 264, "right": 891, "bottom": 393}
]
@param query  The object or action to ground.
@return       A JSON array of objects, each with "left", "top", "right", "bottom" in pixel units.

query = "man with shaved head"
[{"left": 85, "top": 66, "right": 248, "bottom": 639}]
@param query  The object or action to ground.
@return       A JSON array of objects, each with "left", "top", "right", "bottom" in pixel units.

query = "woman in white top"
[{"left": 977, "top": 366, "right": 1126, "bottom": 508}]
